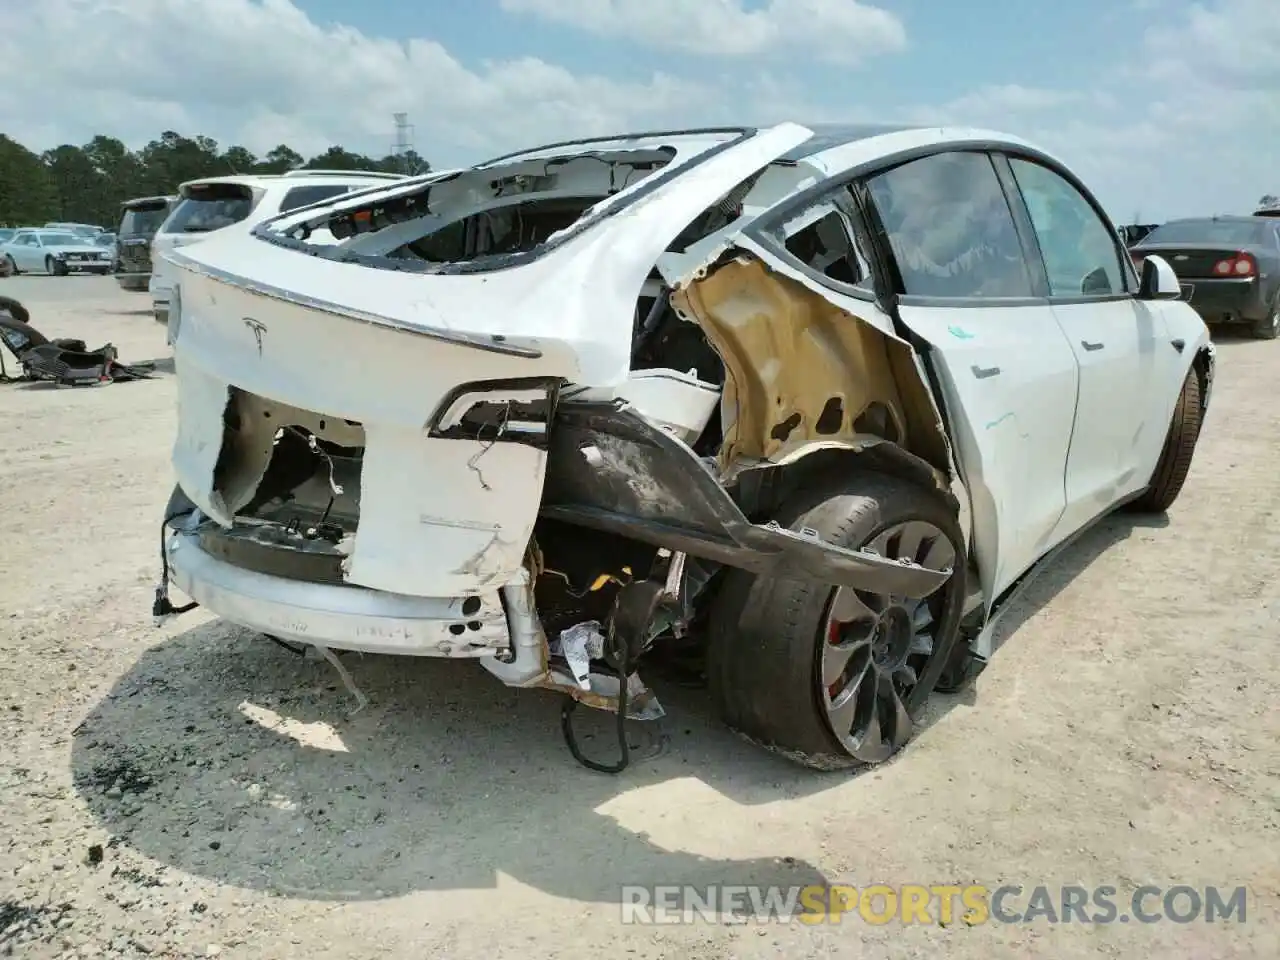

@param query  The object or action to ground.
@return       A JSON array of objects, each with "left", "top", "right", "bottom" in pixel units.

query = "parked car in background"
[
  {"left": 112, "top": 195, "right": 178, "bottom": 292},
  {"left": 95, "top": 232, "right": 118, "bottom": 262},
  {"left": 43, "top": 222, "right": 106, "bottom": 238},
  {"left": 149, "top": 169, "right": 411, "bottom": 324},
  {"left": 1, "top": 228, "right": 114, "bottom": 275},
  {"left": 0, "top": 229, "right": 16, "bottom": 245},
  {"left": 1130, "top": 216, "right": 1280, "bottom": 338},
  {"left": 1254, "top": 198, "right": 1280, "bottom": 218},
  {"left": 159, "top": 122, "right": 1213, "bottom": 771}
]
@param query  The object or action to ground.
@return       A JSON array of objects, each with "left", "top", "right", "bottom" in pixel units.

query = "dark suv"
[{"left": 113, "top": 195, "right": 178, "bottom": 291}]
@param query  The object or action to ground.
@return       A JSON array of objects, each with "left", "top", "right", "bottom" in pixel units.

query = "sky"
[{"left": 0, "top": 0, "right": 1275, "bottom": 222}]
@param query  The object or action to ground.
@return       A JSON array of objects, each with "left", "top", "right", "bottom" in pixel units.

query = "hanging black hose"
[
  {"left": 152, "top": 509, "right": 200, "bottom": 618},
  {"left": 559, "top": 580, "right": 669, "bottom": 774},
  {"left": 560, "top": 620, "right": 632, "bottom": 774}
]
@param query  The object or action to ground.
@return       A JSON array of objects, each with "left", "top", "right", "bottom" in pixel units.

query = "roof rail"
[{"left": 281, "top": 169, "right": 409, "bottom": 180}]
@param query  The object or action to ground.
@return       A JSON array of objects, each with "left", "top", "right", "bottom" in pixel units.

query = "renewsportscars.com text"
[{"left": 620, "top": 883, "right": 1248, "bottom": 925}]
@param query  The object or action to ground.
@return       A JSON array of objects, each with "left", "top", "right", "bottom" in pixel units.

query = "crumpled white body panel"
[
  {"left": 167, "top": 123, "right": 816, "bottom": 599},
  {"left": 171, "top": 271, "right": 571, "bottom": 596}
]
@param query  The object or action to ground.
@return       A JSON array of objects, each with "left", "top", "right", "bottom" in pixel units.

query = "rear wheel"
[
  {"left": 4, "top": 255, "right": 18, "bottom": 276},
  {"left": 1249, "top": 297, "right": 1279, "bottom": 340},
  {"left": 706, "top": 471, "right": 966, "bottom": 770},
  {"left": 1128, "top": 367, "right": 1203, "bottom": 513}
]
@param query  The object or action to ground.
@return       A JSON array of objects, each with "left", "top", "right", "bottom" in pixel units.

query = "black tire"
[
  {"left": 0, "top": 295, "right": 29, "bottom": 325},
  {"left": 1249, "top": 296, "right": 1279, "bottom": 340},
  {"left": 3, "top": 255, "right": 17, "bottom": 276},
  {"left": 706, "top": 470, "right": 967, "bottom": 770},
  {"left": 1128, "top": 367, "right": 1203, "bottom": 513},
  {"left": 46, "top": 256, "right": 67, "bottom": 277}
]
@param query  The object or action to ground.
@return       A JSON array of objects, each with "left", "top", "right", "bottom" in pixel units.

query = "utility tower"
[{"left": 392, "top": 112, "right": 416, "bottom": 173}]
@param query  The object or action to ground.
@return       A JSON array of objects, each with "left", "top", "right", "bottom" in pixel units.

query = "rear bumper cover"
[
  {"left": 1187, "top": 278, "right": 1269, "bottom": 322},
  {"left": 164, "top": 526, "right": 513, "bottom": 657}
]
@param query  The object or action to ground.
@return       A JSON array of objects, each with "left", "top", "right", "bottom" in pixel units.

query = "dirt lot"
[{"left": 1, "top": 276, "right": 1276, "bottom": 959}]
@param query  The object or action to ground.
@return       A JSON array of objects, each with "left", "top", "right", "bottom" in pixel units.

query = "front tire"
[
  {"left": 1249, "top": 296, "right": 1279, "bottom": 340},
  {"left": 706, "top": 470, "right": 967, "bottom": 770},
  {"left": 46, "top": 256, "right": 67, "bottom": 277},
  {"left": 1128, "top": 366, "right": 1203, "bottom": 513}
]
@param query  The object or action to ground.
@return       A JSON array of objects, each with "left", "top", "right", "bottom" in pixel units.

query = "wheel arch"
[
  {"left": 730, "top": 437, "right": 969, "bottom": 541},
  {"left": 1191, "top": 340, "right": 1215, "bottom": 415}
]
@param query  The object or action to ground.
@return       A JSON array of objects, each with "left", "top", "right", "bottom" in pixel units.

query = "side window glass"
[
  {"left": 279, "top": 184, "right": 352, "bottom": 214},
  {"left": 773, "top": 195, "right": 873, "bottom": 290},
  {"left": 866, "top": 151, "right": 1033, "bottom": 299},
  {"left": 1008, "top": 157, "right": 1125, "bottom": 297}
]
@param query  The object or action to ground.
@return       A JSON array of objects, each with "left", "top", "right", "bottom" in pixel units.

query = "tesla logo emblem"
[{"left": 244, "top": 318, "right": 267, "bottom": 355}]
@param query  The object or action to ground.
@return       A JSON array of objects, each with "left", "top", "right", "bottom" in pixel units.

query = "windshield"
[
  {"left": 40, "top": 233, "right": 89, "bottom": 246},
  {"left": 163, "top": 184, "right": 255, "bottom": 234},
  {"left": 1143, "top": 219, "right": 1269, "bottom": 246},
  {"left": 120, "top": 204, "right": 172, "bottom": 235}
]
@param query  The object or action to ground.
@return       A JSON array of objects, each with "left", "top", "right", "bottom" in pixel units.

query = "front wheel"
[
  {"left": 1249, "top": 297, "right": 1279, "bottom": 340},
  {"left": 45, "top": 256, "right": 67, "bottom": 277},
  {"left": 1128, "top": 366, "right": 1203, "bottom": 513},
  {"left": 706, "top": 470, "right": 967, "bottom": 770}
]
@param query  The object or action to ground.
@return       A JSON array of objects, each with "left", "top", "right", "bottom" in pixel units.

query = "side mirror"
[{"left": 1137, "top": 254, "right": 1182, "bottom": 300}]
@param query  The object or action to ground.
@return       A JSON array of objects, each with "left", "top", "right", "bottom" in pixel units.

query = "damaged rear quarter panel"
[
  {"left": 172, "top": 269, "right": 576, "bottom": 598},
  {"left": 671, "top": 254, "right": 951, "bottom": 477}
]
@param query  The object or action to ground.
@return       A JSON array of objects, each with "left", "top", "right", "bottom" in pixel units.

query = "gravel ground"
[{"left": 1, "top": 276, "right": 1277, "bottom": 959}]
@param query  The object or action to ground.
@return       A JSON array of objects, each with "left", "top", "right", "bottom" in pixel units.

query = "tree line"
[{"left": 0, "top": 130, "right": 431, "bottom": 229}]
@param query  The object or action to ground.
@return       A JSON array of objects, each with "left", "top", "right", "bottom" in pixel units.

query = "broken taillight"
[{"left": 426, "top": 377, "right": 561, "bottom": 448}]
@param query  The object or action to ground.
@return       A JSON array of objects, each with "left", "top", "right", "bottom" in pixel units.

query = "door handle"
[
  {"left": 971, "top": 364, "right": 1001, "bottom": 379},
  {"left": 1081, "top": 340, "right": 1104, "bottom": 351}
]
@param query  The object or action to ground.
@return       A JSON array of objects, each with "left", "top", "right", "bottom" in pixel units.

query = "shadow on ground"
[{"left": 70, "top": 511, "right": 1155, "bottom": 904}]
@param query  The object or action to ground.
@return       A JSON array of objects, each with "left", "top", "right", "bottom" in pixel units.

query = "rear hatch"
[
  {"left": 116, "top": 198, "right": 175, "bottom": 273},
  {"left": 152, "top": 182, "right": 259, "bottom": 293}
]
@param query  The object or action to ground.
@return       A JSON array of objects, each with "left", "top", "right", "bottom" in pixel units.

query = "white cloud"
[
  {"left": 0, "top": 0, "right": 1274, "bottom": 219},
  {"left": 0, "top": 0, "right": 714, "bottom": 162},
  {"left": 499, "top": 0, "right": 906, "bottom": 64}
]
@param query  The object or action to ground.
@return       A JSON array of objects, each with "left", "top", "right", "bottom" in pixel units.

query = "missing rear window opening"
[{"left": 325, "top": 147, "right": 679, "bottom": 265}]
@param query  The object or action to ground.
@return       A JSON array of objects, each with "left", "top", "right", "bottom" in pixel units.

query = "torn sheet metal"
[
  {"left": 670, "top": 254, "right": 945, "bottom": 472},
  {"left": 540, "top": 402, "right": 951, "bottom": 598},
  {"left": 170, "top": 268, "right": 565, "bottom": 596}
]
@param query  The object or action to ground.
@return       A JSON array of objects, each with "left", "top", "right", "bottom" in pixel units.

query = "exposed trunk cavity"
[{"left": 206, "top": 388, "right": 366, "bottom": 584}]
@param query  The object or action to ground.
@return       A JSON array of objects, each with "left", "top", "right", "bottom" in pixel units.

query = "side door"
[
  {"left": 15, "top": 234, "right": 40, "bottom": 271},
  {"left": 861, "top": 149, "right": 1082, "bottom": 606},
  {"left": 1000, "top": 154, "right": 1179, "bottom": 543}
]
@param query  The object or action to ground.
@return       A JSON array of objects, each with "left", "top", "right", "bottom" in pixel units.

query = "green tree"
[
  {"left": 0, "top": 130, "right": 432, "bottom": 226},
  {"left": 0, "top": 135, "right": 58, "bottom": 226},
  {"left": 219, "top": 145, "right": 258, "bottom": 175},
  {"left": 258, "top": 144, "right": 304, "bottom": 174},
  {"left": 377, "top": 149, "right": 431, "bottom": 176},
  {"left": 42, "top": 145, "right": 108, "bottom": 224},
  {"left": 305, "top": 145, "right": 378, "bottom": 171}
]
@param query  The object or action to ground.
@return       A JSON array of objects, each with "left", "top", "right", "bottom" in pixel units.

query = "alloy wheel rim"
[{"left": 821, "top": 519, "right": 956, "bottom": 763}]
